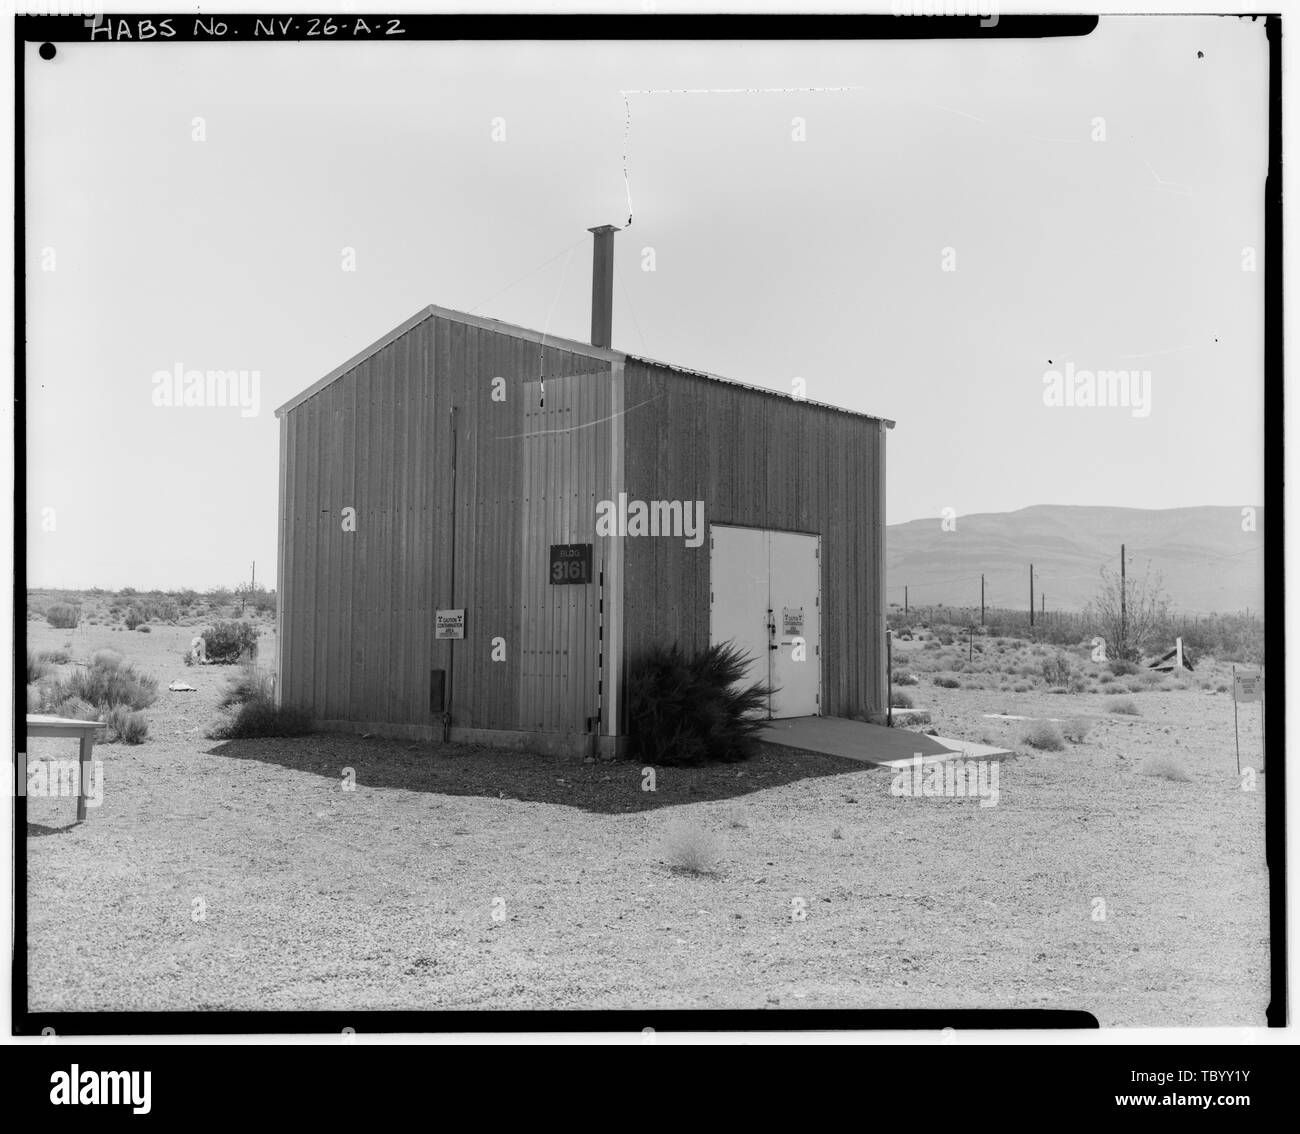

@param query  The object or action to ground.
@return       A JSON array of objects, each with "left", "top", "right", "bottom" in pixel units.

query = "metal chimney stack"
[{"left": 588, "top": 224, "right": 619, "bottom": 349}]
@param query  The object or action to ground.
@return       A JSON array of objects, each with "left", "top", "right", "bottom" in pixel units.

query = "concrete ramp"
[{"left": 759, "top": 716, "right": 1010, "bottom": 767}]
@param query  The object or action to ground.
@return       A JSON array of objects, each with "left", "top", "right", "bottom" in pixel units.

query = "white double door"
[{"left": 709, "top": 525, "right": 821, "bottom": 719}]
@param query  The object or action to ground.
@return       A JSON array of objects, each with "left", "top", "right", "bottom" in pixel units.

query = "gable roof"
[{"left": 275, "top": 304, "right": 894, "bottom": 427}]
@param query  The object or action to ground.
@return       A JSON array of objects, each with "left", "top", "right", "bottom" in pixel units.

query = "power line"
[{"left": 466, "top": 234, "right": 591, "bottom": 316}]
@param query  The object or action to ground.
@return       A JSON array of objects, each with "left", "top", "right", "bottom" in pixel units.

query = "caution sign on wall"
[{"left": 435, "top": 609, "right": 465, "bottom": 639}]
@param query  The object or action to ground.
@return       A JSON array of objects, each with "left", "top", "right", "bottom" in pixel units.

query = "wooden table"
[{"left": 25, "top": 714, "right": 106, "bottom": 821}]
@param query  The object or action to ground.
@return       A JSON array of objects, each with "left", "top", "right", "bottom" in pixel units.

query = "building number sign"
[{"left": 550, "top": 543, "right": 593, "bottom": 585}]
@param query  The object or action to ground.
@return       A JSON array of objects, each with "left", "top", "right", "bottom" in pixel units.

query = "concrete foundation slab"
[{"left": 759, "top": 716, "right": 1011, "bottom": 767}]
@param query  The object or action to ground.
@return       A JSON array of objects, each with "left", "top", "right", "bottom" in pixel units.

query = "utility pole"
[
  {"left": 980, "top": 574, "right": 985, "bottom": 626},
  {"left": 904, "top": 586, "right": 908, "bottom": 615},
  {"left": 1029, "top": 563, "right": 1035, "bottom": 628},
  {"left": 1120, "top": 543, "right": 1127, "bottom": 656}
]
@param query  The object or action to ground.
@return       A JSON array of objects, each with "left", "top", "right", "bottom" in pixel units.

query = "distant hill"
[{"left": 887, "top": 505, "right": 1265, "bottom": 616}]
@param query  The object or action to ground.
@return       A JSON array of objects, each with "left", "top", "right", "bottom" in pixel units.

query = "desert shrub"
[
  {"left": 890, "top": 689, "right": 914, "bottom": 709},
  {"left": 1109, "top": 658, "right": 1140, "bottom": 676},
  {"left": 26, "top": 648, "right": 51, "bottom": 684},
  {"left": 138, "top": 625, "right": 151, "bottom": 633},
  {"left": 220, "top": 659, "right": 274, "bottom": 709},
  {"left": 209, "top": 694, "right": 313, "bottom": 739},
  {"left": 933, "top": 675, "right": 960, "bottom": 689},
  {"left": 201, "top": 620, "right": 260, "bottom": 664},
  {"left": 1012, "top": 682, "right": 1032, "bottom": 693},
  {"left": 1106, "top": 697, "right": 1140, "bottom": 715},
  {"left": 626, "top": 642, "right": 771, "bottom": 766},
  {"left": 1139, "top": 754, "right": 1190, "bottom": 782},
  {"left": 154, "top": 599, "right": 180, "bottom": 623},
  {"left": 123, "top": 607, "right": 145, "bottom": 630},
  {"left": 1021, "top": 720, "right": 1065, "bottom": 751},
  {"left": 104, "top": 706, "right": 148, "bottom": 744},
  {"left": 1098, "top": 672, "right": 1116, "bottom": 684},
  {"left": 658, "top": 818, "right": 723, "bottom": 875},
  {"left": 63, "top": 655, "right": 158, "bottom": 710},
  {"left": 894, "top": 671, "right": 919, "bottom": 686},
  {"left": 45, "top": 648, "right": 71, "bottom": 664},
  {"left": 46, "top": 602, "right": 80, "bottom": 629},
  {"left": 1061, "top": 717, "right": 1091, "bottom": 743},
  {"left": 1041, "top": 652, "right": 1075, "bottom": 688},
  {"left": 46, "top": 695, "right": 101, "bottom": 722}
]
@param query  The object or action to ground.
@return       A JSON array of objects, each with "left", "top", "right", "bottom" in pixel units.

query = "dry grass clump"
[
  {"left": 1061, "top": 717, "right": 1091, "bottom": 743},
  {"left": 1021, "top": 720, "right": 1065, "bottom": 751},
  {"left": 1138, "top": 754, "right": 1191, "bottom": 782},
  {"left": 1106, "top": 697, "right": 1140, "bottom": 715},
  {"left": 659, "top": 818, "right": 724, "bottom": 875}
]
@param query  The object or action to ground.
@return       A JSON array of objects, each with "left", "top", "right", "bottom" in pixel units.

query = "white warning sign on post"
[
  {"left": 435, "top": 609, "right": 465, "bottom": 640},
  {"left": 1234, "top": 671, "right": 1263, "bottom": 703}
]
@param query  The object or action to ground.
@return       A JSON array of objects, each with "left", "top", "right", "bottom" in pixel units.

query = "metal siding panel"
[
  {"left": 398, "top": 335, "right": 415, "bottom": 721},
  {"left": 414, "top": 319, "right": 434, "bottom": 726},
  {"left": 303, "top": 396, "right": 321, "bottom": 715},
  {"left": 281, "top": 412, "right": 297, "bottom": 706},
  {"left": 351, "top": 367, "right": 371, "bottom": 719},
  {"left": 339, "top": 375, "right": 355, "bottom": 718},
  {"left": 621, "top": 360, "right": 884, "bottom": 722},
  {"left": 372, "top": 352, "right": 393, "bottom": 722},
  {"left": 281, "top": 314, "right": 614, "bottom": 732}
]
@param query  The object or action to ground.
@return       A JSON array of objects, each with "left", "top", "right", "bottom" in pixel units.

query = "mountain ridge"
[{"left": 886, "top": 505, "right": 1264, "bottom": 616}]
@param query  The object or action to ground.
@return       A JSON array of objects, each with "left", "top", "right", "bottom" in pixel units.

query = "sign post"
[
  {"left": 886, "top": 629, "right": 893, "bottom": 729},
  {"left": 1232, "top": 667, "right": 1265, "bottom": 775}
]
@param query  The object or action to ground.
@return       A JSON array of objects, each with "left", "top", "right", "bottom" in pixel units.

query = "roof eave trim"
[{"left": 626, "top": 353, "right": 895, "bottom": 428}]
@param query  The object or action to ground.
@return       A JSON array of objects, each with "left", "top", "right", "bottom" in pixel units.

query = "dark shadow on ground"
[
  {"left": 204, "top": 733, "right": 881, "bottom": 814},
  {"left": 27, "top": 821, "right": 76, "bottom": 837}
]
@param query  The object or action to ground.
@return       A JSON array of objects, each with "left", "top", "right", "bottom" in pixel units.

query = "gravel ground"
[{"left": 25, "top": 622, "right": 1269, "bottom": 1023}]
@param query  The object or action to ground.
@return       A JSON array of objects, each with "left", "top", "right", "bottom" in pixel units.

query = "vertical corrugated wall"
[
  {"left": 278, "top": 313, "right": 612, "bottom": 734},
  {"left": 517, "top": 372, "right": 614, "bottom": 733},
  {"left": 620, "top": 360, "right": 887, "bottom": 719}
]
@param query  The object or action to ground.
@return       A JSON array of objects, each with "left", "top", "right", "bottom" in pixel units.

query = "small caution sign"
[
  {"left": 1234, "top": 671, "right": 1263, "bottom": 703},
  {"left": 435, "top": 609, "right": 465, "bottom": 639},
  {"left": 783, "top": 607, "right": 804, "bottom": 636}
]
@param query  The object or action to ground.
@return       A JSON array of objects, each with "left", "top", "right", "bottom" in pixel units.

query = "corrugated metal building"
[{"left": 274, "top": 228, "right": 893, "bottom": 755}]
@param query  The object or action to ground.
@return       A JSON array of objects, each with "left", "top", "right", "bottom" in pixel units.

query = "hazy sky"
[{"left": 24, "top": 16, "right": 1268, "bottom": 589}]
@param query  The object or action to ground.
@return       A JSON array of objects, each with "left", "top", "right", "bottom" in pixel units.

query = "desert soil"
[{"left": 24, "top": 621, "right": 1269, "bottom": 1024}]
